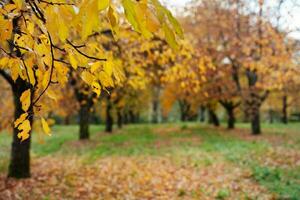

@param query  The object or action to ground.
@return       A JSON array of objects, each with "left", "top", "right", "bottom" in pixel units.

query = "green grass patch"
[{"left": 252, "top": 166, "right": 300, "bottom": 200}]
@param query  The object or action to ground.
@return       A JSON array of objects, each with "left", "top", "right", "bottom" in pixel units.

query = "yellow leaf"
[
  {"left": 12, "top": 0, "right": 23, "bottom": 10},
  {"left": 17, "top": 119, "right": 31, "bottom": 142},
  {"left": 99, "top": 0, "right": 110, "bottom": 10},
  {"left": 58, "top": 16, "right": 69, "bottom": 42},
  {"left": 46, "top": 89, "right": 58, "bottom": 101},
  {"left": 0, "top": 57, "right": 9, "bottom": 68},
  {"left": 14, "top": 113, "right": 28, "bottom": 128},
  {"left": 27, "top": 66, "right": 36, "bottom": 86},
  {"left": 162, "top": 23, "right": 178, "bottom": 50},
  {"left": 0, "top": 16, "right": 12, "bottom": 41},
  {"left": 92, "top": 81, "right": 101, "bottom": 97},
  {"left": 98, "top": 71, "right": 113, "bottom": 87},
  {"left": 146, "top": 10, "right": 160, "bottom": 33},
  {"left": 42, "top": 70, "right": 50, "bottom": 89},
  {"left": 20, "top": 89, "right": 31, "bottom": 112},
  {"left": 41, "top": 117, "right": 51, "bottom": 136},
  {"left": 69, "top": 54, "right": 78, "bottom": 69},
  {"left": 27, "top": 21, "right": 35, "bottom": 35},
  {"left": 91, "top": 61, "right": 102, "bottom": 73},
  {"left": 81, "top": 0, "right": 98, "bottom": 39},
  {"left": 81, "top": 71, "right": 95, "bottom": 85},
  {"left": 164, "top": 8, "right": 184, "bottom": 39},
  {"left": 104, "top": 60, "right": 113, "bottom": 76},
  {"left": 10, "top": 62, "right": 20, "bottom": 81},
  {"left": 107, "top": 6, "right": 119, "bottom": 38}
]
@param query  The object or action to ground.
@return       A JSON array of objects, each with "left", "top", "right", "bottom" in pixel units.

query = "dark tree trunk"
[
  {"left": 74, "top": 85, "right": 96, "bottom": 140},
  {"left": 179, "top": 100, "right": 190, "bottom": 122},
  {"left": 123, "top": 111, "right": 129, "bottom": 124},
  {"left": 8, "top": 78, "right": 33, "bottom": 178},
  {"left": 64, "top": 115, "right": 71, "bottom": 125},
  {"left": 180, "top": 109, "right": 188, "bottom": 122},
  {"left": 226, "top": 106, "right": 235, "bottom": 129},
  {"left": 151, "top": 87, "right": 161, "bottom": 123},
  {"left": 152, "top": 99, "right": 159, "bottom": 123},
  {"left": 129, "top": 110, "right": 136, "bottom": 124},
  {"left": 220, "top": 101, "right": 237, "bottom": 130},
  {"left": 208, "top": 109, "right": 220, "bottom": 127},
  {"left": 117, "top": 109, "right": 123, "bottom": 129},
  {"left": 251, "top": 111, "right": 261, "bottom": 135},
  {"left": 105, "top": 97, "right": 113, "bottom": 133},
  {"left": 243, "top": 109, "right": 250, "bottom": 123},
  {"left": 79, "top": 103, "right": 90, "bottom": 140},
  {"left": 269, "top": 109, "right": 274, "bottom": 124},
  {"left": 282, "top": 95, "right": 288, "bottom": 124},
  {"left": 199, "top": 106, "right": 206, "bottom": 122},
  {"left": 246, "top": 69, "right": 268, "bottom": 135}
]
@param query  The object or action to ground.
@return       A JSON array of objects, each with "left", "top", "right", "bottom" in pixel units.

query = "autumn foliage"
[{"left": 0, "top": 0, "right": 299, "bottom": 198}]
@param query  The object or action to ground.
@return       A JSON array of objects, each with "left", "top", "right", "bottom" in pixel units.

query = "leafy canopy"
[{"left": 0, "top": 0, "right": 183, "bottom": 141}]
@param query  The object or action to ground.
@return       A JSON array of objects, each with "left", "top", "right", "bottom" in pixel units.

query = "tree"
[
  {"left": 0, "top": 0, "right": 182, "bottom": 178},
  {"left": 184, "top": 0, "right": 294, "bottom": 134}
]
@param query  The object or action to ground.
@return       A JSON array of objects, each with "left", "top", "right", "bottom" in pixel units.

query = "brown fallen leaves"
[{"left": 0, "top": 155, "right": 272, "bottom": 200}]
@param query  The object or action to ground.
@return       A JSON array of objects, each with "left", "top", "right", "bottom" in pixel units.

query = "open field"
[{"left": 1, "top": 123, "right": 300, "bottom": 200}]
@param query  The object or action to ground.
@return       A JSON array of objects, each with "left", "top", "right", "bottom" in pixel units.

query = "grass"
[
  {"left": 1, "top": 122, "right": 300, "bottom": 198},
  {"left": 252, "top": 166, "right": 300, "bottom": 200}
]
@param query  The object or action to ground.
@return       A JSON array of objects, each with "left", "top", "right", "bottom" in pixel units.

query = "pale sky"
[{"left": 163, "top": 0, "right": 300, "bottom": 39}]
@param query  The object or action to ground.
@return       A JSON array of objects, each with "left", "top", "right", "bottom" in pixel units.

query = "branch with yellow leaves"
[{"left": 32, "top": 32, "right": 55, "bottom": 105}]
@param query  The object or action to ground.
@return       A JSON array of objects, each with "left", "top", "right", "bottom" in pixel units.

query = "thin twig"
[
  {"left": 66, "top": 40, "right": 107, "bottom": 61},
  {"left": 39, "top": 0, "right": 75, "bottom": 6}
]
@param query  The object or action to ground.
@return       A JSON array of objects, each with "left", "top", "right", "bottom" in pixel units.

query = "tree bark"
[
  {"left": 64, "top": 115, "right": 70, "bottom": 125},
  {"left": 79, "top": 103, "right": 90, "bottom": 140},
  {"left": 151, "top": 87, "right": 161, "bottom": 123},
  {"left": 251, "top": 110, "right": 261, "bottom": 135},
  {"left": 208, "top": 109, "right": 220, "bottom": 127},
  {"left": 282, "top": 95, "right": 288, "bottom": 124},
  {"left": 226, "top": 106, "right": 235, "bottom": 129},
  {"left": 123, "top": 111, "right": 129, "bottom": 125},
  {"left": 269, "top": 109, "right": 274, "bottom": 124},
  {"left": 8, "top": 78, "right": 32, "bottom": 178},
  {"left": 117, "top": 109, "right": 123, "bottom": 129},
  {"left": 129, "top": 110, "right": 136, "bottom": 124},
  {"left": 246, "top": 69, "right": 268, "bottom": 135},
  {"left": 152, "top": 99, "right": 159, "bottom": 123},
  {"left": 105, "top": 97, "right": 113, "bottom": 133},
  {"left": 220, "top": 101, "right": 238, "bottom": 129},
  {"left": 199, "top": 106, "right": 206, "bottom": 122},
  {"left": 179, "top": 100, "right": 191, "bottom": 122}
]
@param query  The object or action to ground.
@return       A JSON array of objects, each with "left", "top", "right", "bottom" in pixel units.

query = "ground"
[{"left": 0, "top": 123, "right": 299, "bottom": 200}]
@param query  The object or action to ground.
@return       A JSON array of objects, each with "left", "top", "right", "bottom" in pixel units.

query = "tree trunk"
[
  {"left": 226, "top": 106, "right": 235, "bottom": 129},
  {"left": 151, "top": 87, "right": 161, "bottom": 124},
  {"left": 179, "top": 100, "right": 190, "bottom": 122},
  {"left": 152, "top": 99, "right": 159, "bottom": 123},
  {"left": 282, "top": 95, "right": 288, "bottom": 124},
  {"left": 269, "top": 109, "right": 274, "bottom": 124},
  {"left": 123, "top": 111, "right": 129, "bottom": 124},
  {"left": 199, "top": 106, "right": 206, "bottom": 122},
  {"left": 79, "top": 103, "right": 90, "bottom": 140},
  {"left": 8, "top": 79, "right": 32, "bottom": 178},
  {"left": 64, "top": 115, "right": 71, "bottom": 125},
  {"left": 251, "top": 111, "right": 261, "bottom": 135},
  {"left": 180, "top": 110, "right": 188, "bottom": 122},
  {"left": 129, "top": 110, "right": 136, "bottom": 124},
  {"left": 220, "top": 101, "right": 237, "bottom": 129},
  {"left": 117, "top": 109, "right": 123, "bottom": 129},
  {"left": 208, "top": 109, "right": 220, "bottom": 127},
  {"left": 105, "top": 97, "right": 113, "bottom": 133}
]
